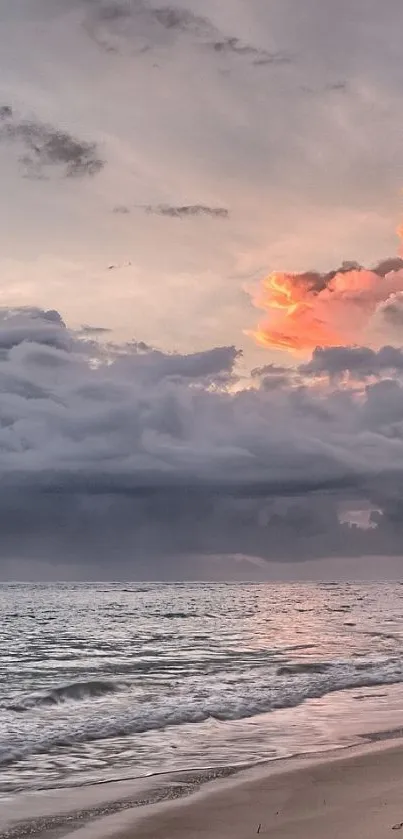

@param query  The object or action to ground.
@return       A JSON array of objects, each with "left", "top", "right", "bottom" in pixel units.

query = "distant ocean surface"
[{"left": 2, "top": 581, "right": 403, "bottom": 798}]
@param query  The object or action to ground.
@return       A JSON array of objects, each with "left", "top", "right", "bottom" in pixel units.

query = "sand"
[{"left": 98, "top": 741, "right": 403, "bottom": 839}]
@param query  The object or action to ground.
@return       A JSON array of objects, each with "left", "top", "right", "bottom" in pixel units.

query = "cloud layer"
[{"left": 0, "top": 307, "right": 402, "bottom": 575}]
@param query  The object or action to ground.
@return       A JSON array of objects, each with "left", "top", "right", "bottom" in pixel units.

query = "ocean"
[{"left": 2, "top": 581, "right": 403, "bottom": 800}]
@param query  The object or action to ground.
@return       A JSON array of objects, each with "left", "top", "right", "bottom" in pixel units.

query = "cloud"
[
  {"left": 151, "top": 5, "right": 214, "bottom": 36},
  {"left": 250, "top": 362, "right": 296, "bottom": 390},
  {"left": 0, "top": 105, "right": 13, "bottom": 119},
  {"left": 112, "top": 205, "right": 130, "bottom": 214},
  {"left": 327, "top": 81, "right": 347, "bottom": 91},
  {"left": 91, "top": 1, "right": 132, "bottom": 23},
  {"left": 82, "top": 0, "right": 149, "bottom": 53},
  {"left": 82, "top": 0, "right": 216, "bottom": 54},
  {"left": 300, "top": 345, "right": 403, "bottom": 380},
  {"left": 82, "top": 0, "right": 290, "bottom": 67},
  {"left": 80, "top": 324, "right": 112, "bottom": 335},
  {"left": 248, "top": 255, "right": 403, "bottom": 354},
  {"left": 376, "top": 291, "right": 403, "bottom": 327},
  {"left": 372, "top": 257, "right": 403, "bottom": 276},
  {"left": 0, "top": 307, "right": 70, "bottom": 354},
  {"left": 144, "top": 204, "right": 229, "bottom": 219},
  {"left": 0, "top": 307, "right": 402, "bottom": 573},
  {"left": 110, "top": 342, "right": 242, "bottom": 383},
  {"left": 212, "top": 38, "right": 290, "bottom": 66},
  {"left": 251, "top": 362, "right": 292, "bottom": 378},
  {"left": 301, "top": 81, "right": 348, "bottom": 95},
  {"left": 0, "top": 107, "right": 104, "bottom": 178}
]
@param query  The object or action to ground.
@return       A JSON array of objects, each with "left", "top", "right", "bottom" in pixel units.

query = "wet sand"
[{"left": 0, "top": 766, "right": 241, "bottom": 839}]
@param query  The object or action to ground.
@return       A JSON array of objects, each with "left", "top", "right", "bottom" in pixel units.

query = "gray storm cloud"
[
  {"left": 0, "top": 307, "right": 402, "bottom": 574},
  {"left": 300, "top": 345, "right": 403, "bottom": 380}
]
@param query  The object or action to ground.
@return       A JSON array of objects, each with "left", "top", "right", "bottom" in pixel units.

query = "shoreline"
[
  {"left": 0, "top": 765, "right": 244, "bottom": 839},
  {"left": 4, "top": 683, "right": 403, "bottom": 839},
  {"left": 3, "top": 728, "right": 403, "bottom": 839},
  {"left": 73, "top": 737, "right": 403, "bottom": 839}
]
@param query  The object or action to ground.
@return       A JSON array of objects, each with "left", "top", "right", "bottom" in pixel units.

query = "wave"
[
  {"left": 276, "top": 662, "right": 331, "bottom": 675},
  {"left": 160, "top": 612, "right": 198, "bottom": 619},
  {"left": 3, "top": 657, "right": 403, "bottom": 767},
  {"left": 6, "top": 679, "right": 123, "bottom": 712}
]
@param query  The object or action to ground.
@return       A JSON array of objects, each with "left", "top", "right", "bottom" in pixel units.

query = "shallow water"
[{"left": 2, "top": 581, "right": 403, "bottom": 796}]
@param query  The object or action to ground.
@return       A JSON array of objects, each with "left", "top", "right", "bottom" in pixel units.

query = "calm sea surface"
[{"left": 2, "top": 581, "right": 403, "bottom": 797}]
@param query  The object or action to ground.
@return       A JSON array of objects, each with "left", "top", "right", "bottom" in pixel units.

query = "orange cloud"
[
  {"left": 248, "top": 248, "right": 403, "bottom": 355},
  {"left": 249, "top": 272, "right": 341, "bottom": 352}
]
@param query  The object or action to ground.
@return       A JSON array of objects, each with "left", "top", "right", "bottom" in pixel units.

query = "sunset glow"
[
  {"left": 249, "top": 272, "right": 341, "bottom": 352},
  {"left": 249, "top": 233, "right": 403, "bottom": 354}
]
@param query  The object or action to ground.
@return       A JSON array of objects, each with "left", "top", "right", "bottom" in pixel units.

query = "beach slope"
[{"left": 123, "top": 743, "right": 403, "bottom": 839}]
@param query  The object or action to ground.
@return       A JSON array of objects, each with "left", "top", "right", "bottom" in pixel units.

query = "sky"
[{"left": 2, "top": 1, "right": 403, "bottom": 579}]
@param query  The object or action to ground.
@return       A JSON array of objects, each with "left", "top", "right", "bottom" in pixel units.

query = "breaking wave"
[
  {"left": 6, "top": 679, "right": 123, "bottom": 712},
  {"left": 3, "top": 657, "right": 403, "bottom": 768}
]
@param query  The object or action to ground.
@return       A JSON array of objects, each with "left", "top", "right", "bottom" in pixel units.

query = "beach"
[
  {"left": 67, "top": 740, "right": 403, "bottom": 839},
  {"left": 3, "top": 738, "right": 403, "bottom": 839}
]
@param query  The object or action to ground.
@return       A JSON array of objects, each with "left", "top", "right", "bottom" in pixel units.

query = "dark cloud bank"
[{"left": 0, "top": 307, "right": 403, "bottom": 577}]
